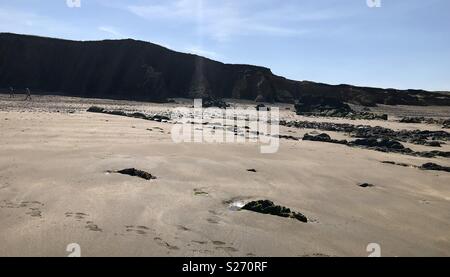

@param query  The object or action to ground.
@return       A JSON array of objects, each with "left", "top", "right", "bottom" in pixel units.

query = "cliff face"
[{"left": 1, "top": 33, "right": 449, "bottom": 106}]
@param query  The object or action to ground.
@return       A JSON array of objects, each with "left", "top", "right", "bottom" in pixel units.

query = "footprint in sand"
[
  {"left": 176, "top": 225, "right": 191, "bottom": 231},
  {"left": 1, "top": 200, "right": 44, "bottom": 218},
  {"left": 154, "top": 237, "right": 179, "bottom": 250},
  {"left": 26, "top": 208, "right": 42, "bottom": 218},
  {"left": 85, "top": 221, "right": 103, "bottom": 232},
  {"left": 65, "top": 212, "right": 88, "bottom": 221},
  {"left": 215, "top": 246, "right": 239, "bottom": 253},
  {"left": 212, "top": 241, "right": 226, "bottom": 246},
  {"left": 125, "top": 225, "right": 151, "bottom": 235},
  {"left": 206, "top": 217, "right": 220, "bottom": 224},
  {"left": 193, "top": 188, "right": 209, "bottom": 196},
  {"left": 0, "top": 184, "right": 10, "bottom": 190},
  {"left": 192, "top": 240, "right": 208, "bottom": 245},
  {"left": 65, "top": 212, "right": 103, "bottom": 232}
]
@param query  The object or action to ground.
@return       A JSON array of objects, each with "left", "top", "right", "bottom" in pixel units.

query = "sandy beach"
[{"left": 0, "top": 94, "right": 449, "bottom": 257}]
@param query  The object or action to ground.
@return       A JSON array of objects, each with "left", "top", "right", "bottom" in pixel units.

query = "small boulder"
[
  {"left": 359, "top": 183, "right": 375, "bottom": 188},
  {"left": 116, "top": 168, "right": 156, "bottom": 180}
]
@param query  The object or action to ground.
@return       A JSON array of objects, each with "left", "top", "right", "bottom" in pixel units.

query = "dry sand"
[{"left": 0, "top": 94, "right": 449, "bottom": 257}]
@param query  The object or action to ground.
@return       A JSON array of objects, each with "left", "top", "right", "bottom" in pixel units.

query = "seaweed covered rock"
[{"left": 242, "top": 200, "right": 308, "bottom": 223}]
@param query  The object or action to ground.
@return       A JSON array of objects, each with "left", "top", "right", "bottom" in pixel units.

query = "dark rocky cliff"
[{"left": 1, "top": 33, "right": 449, "bottom": 106}]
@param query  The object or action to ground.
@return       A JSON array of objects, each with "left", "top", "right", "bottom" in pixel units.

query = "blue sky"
[{"left": 0, "top": 0, "right": 449, "bottom": 91}]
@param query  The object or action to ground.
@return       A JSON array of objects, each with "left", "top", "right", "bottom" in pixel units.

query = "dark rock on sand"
[
  {"left": 425, "top": 141, "right": 442, "bottom": 147},
  {"left": 108, "top": 110, "right": 128, "bottom": 117},
  {"left": 400, "top": 117, "right": 424, "bottom": 124},
  {"left": 303, "top": 133, "right": 348, "bottom": 145},
  {"left": 381, "top": 161, "right": 412, "bottom": 167},
  {"left": 278, "top": 135, "right": 301, "bottom": 141},
  {"left": 87, "top": 106, "right": 104, "bottom": 113},
  {"left": 242, "top": 200, "right": 308, "bottom": 223},
  {"left": 129, "top": 112, "right": 149, "bottom": 120},
  {"left": 116, "top": 168, "right": 156, "bottom": 180},
  {"left": 420, "top": 163, "right": 450, "bottom": 173},
  {"left": 359, "top": 183, "right": 375, "bottom": 188},
  {"left": 350, "top": 138, "right": 405, "bottom": 150}
]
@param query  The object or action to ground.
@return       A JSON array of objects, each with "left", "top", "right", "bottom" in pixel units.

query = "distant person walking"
[
  {"left": 25, "top": 88, "right": 32, "bottom": 101},
  {"left": 9, "top": 87, "right": 14, "bottom": 98}
]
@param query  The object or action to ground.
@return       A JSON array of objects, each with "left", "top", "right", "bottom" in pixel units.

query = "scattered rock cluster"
[
  {"left": 382, "top": 161, "right": 450, "bottom": 173},
  {"left": 281, "top": 120, "right": 449, "bottom": 147},
  {"left": 400, "top": 117, "right": 450, "bottom": 128},
  {"left": 242, "top": 200, "right": 308, "bottom": 223},
  {"left": 302, "top": 133, "right": 450, "bottom": 158},
  {"left": 294, "top": 96, "right": 388, "bottom": 120}
]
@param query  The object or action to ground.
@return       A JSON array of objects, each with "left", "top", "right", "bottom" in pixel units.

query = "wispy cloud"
[
  {"left": 0, "top": 7, "right": 97, "bottom": 40},
  {"left": 125, "top": 0, "right": 320, "bottom": 42},
  {"left": 184, "top": 45, "right": 222, "bottom": 59},
  {"left": 98, "top": 26, "right": 125, "bottom": 38}
]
